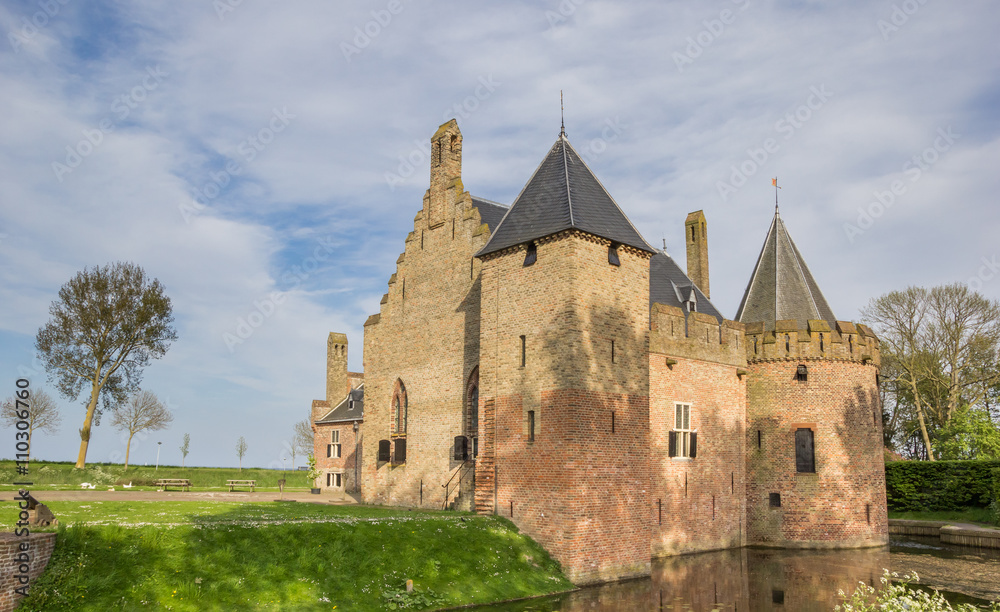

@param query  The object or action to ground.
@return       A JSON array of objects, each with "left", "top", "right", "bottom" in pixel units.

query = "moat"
[{"left": 470, "top": 536, "right": 1000, "bottom": 611}]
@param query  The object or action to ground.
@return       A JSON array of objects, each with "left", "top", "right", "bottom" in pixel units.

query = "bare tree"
[
  {"left": 35, "top": 262, "right": 177, "bottom": 468},
  {"left": 292, "top": 418, "right": 313, "bottom": 469},
  {"left": 1, "top": 388, "right": 62, "bottom": 460},
  {"left": 180, "top": 433, "right": 190, "bottom": 467},
  {"left": 236, "top": 436, "right": 248, "bottom": 472},
  {"left": 110, "top": 390, "right": 173, "bottom": 470},
  {"left": 863, "top": 283, "right": 1000, "bottom": 460}
]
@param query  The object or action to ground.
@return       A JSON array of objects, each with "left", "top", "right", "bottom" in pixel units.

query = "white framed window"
[
  {"left": 326, "top": 472, "right": 342, "bottom": 488},
  {"left": 669, "top": 403, "right": 697, "bottom": 458},
  {"left": 327, "top": 430, "right": 342, "bottom": 459}
]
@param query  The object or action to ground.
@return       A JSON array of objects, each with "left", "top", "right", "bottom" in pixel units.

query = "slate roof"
[
  {"left": 316, "top": 383, "right": 364, "bottom": 424},
  {"left": 735, "top": 209, "right": 836, "bottom": 330},
  {"left": 471, "top": 196, "right": 509, "bottom": 231},
  {"left": 650, "top": 251, "right": 724, "bottom": 322},
  {"left": 477, "top": 133, "right": 655, "bottom": 257}
]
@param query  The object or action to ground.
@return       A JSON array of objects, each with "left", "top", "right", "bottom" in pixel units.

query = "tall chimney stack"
[{"left": 685, "top": 210, "right": 710, "bottom": 299}]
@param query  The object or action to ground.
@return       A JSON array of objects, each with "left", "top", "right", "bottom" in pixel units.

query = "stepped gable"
[
  {"left": 477, "top": 131, "right": 655, "bottom": 256},
  {"left": 316, "top": 383, "right": 364, "bottom": 424},
  {"left": 735, "top": 208, "right": 836, "bottom": 331},
  {"left": 650, "top": 250, "right": 724, "bottom": 322}
]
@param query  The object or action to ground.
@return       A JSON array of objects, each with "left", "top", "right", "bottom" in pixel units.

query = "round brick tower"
[{"left": 736, "top": 209, "right": 888, "bottom": 548}]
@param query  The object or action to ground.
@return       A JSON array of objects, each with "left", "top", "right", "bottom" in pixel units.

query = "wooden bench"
[
  {"left": 227, "top": 479, "right": 256, "bottom": 492},
  {"left": 155, "top": 478, "right": 191, "bottom": 491}
]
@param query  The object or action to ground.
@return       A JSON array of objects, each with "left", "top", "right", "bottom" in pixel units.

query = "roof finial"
[
  {"left": 772, "top": 177, "right": 781, "bottom": 214},
  {"left": 662, "top": 237, "right": 667, "bottom": 253},
  {"left": 560, "top": 90, "right": 565, "bottom": 137}
]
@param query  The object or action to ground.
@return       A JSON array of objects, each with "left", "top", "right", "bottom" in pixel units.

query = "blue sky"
[{"left": 1, "top": 1, "right": 998, "bottom": 469}]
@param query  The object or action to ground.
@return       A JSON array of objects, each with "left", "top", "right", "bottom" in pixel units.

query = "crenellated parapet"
[
  {"left": 744, "top": 319, "right": 880, "bottom": 366},
  {"left": 650, "top": 303, "right": 746, "bottom": 367}
]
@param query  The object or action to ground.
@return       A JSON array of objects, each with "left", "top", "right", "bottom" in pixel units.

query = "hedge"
[{"left": 884, "top": 460, "right": 1000, "bottom": 512}]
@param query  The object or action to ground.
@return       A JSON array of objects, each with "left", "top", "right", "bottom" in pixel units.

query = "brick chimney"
[{"left": 685, "top": 210, "right": 710, "bottom": 298}]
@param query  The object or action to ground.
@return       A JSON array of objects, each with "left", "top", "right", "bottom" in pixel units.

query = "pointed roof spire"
[
  {"left": 735, "top": 208, "right": 836, "bottom": 330},
  {"left": 476, "top": 133, "right": 654, "bottom": 257},
  {"left": 560, "top": 90, "right": 565, "bottom": 137}
]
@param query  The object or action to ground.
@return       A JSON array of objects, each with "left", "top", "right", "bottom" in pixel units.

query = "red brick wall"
[
  {"left": 745, "top": 356, "right": 888, "bottom": 547},
  {"left": 0, "top": 531, "right": 56, "bottom": 611},
  {"left": 478, "top": 232, "right": 652, "bottom": 585},
  {"left": 314, "top": 422, "right": 361, "bottom": 492}
]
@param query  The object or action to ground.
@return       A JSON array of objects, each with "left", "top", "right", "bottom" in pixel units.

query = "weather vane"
[
  {"left": 772, "top": 177, "right": 781, "bottom": 212},
  {"left": 560, "top": 90, "right": 565, "bottom": 137}
]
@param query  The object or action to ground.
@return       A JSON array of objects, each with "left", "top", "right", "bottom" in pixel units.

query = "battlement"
[
  {"left": 744, "top": 319, "right": 880, "bottom": 365},
  {"left": 649, "top": 303, "right": 746, "bottom": 367}
]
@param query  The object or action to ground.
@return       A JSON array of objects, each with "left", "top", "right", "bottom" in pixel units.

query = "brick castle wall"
[
  {"left": 477, "top": 232, "right": 652, "bottom": 585},
  {"left": 1, "top": 532, "right": 56, "bottom": 612},
  {"left": 649, "top": 304, "right": 747, "bottom": 556},
  {"left": 745, "top": 321, "right": 887, "bottom": 547},
  {"left": 361, "top": 120, "right": 492, "bottom": 509}
]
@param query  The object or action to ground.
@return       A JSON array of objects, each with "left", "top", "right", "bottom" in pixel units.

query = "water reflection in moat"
[{"left": 469, "top": 538, "right": 1000, "bottom": 611}]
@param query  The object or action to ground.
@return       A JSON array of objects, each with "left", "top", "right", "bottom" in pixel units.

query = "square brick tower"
[{"left": 475, "top": 130, "right": 656, "bottom": 584}]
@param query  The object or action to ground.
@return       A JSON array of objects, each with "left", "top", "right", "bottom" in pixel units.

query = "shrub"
[
  {"left": 836, "top": 570, "right": 1000, "bottom": 611},
  {"left": 884, "top": 460, "right": 1000, "bottom": 512}
]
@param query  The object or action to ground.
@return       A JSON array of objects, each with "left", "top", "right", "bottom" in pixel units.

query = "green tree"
[
  {"left": 35, "top": 262, "right": 177, "bottom": 468},
  {"left": 1, "top": 388, "right": 62, "bottom": 460},
  {"left": 110, "top": 390, "right": 173, "bottom": 470},
  {"left": 236, "top": 436, "right": 248, "bottom": 472},
  {"left": 863, "top": 283, "right": 1000, "bottom": 460},
  {"left": 180, "top": 433, "right": 190, "bottom": 467}
]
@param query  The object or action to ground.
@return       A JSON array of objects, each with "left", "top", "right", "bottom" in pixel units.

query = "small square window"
[
  {"left": 608, "top": 245, "right": 620, "bottom": 266},
  {"left": 770, "top": 492, "right": 781, "bottom": 508},
  {"left": 796, "top": 365, "right": 808, "bottom": 382}
]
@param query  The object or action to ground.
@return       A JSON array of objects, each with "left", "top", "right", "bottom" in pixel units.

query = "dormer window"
[
  {"left": 523, "top": 242, "right": 537, "bottom": 267},
  {"left": 608, "top": 244, "right": 620, "bottom": 266}
]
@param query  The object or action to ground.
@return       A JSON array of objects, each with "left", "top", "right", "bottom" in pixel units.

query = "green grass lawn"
[
  {"left": 888, "top": 507, "right": 999, "bottom": 527},
  {"left": 0, "top": 459, "right": 312, "bottom": 491},
  {"left": 3, "top": 500, "right": 574, "bottom": 611}
]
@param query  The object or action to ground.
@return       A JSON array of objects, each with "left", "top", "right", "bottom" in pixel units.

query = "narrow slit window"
[
  {"left": 520, "top": 335, "right": 526, "bottom": 367},
  {"left": 757, "top": 430, "right": 762, "bottom": 449},
  {"left": 611, "top": 340, "right": 616, "bottom": 363},
  {"left": 527, "top": 410, "right": 535, "bottom": 442},
  {"left": 523, "top": 242, "right": 537, "bottom": 267},
  {"left": 611, "top": 411, "right": 615, "bottom": 433},
  {"left": 608, "top": 244, "right": 620, "bottom": 266}
]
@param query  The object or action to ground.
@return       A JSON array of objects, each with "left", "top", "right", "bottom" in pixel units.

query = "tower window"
[
  {"left": 519, "top": 335, "right": 526, "bottom": 367},
  {"left": 796, "top": 365, "right": 808, "bottom": 382},
  {"left": 392, "top": 380, "right": 408, "bottom": 435},
  {"left": 527, "top": 410, "right": 535, "bottom": 442},
  {"left": 795, "top": 428, "right": 815, "bottom": 473},
  {"left": 611, "top": 340, "right": 616, "bottom": 363},
  {"left": 523, "top": 242, "right": 537, "bottom": 267},
  {"left": 608, "top": 244, "right": 620, "bottom": 266},
  {"left": 770, "top": 492, "right": 781, "bottom": 508}
]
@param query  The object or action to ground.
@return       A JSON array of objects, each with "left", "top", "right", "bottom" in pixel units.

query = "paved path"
[{"left": 22, "top": 490, "right": 362, "bottom": 504}]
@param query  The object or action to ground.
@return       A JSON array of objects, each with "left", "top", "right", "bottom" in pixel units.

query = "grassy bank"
[
  {"left": 3, "top": 500, "right": 573, "bottom": 611},
  {"left": 888, "top": 508, "right": 999, "bottom": 527},
  {"left": 0, "top": 459, "right": 312, "bottom": 491}
]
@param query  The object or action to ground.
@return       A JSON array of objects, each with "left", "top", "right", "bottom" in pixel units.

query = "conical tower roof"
[
  {"left": 735, "top": 209, "right": 836, "bottom": 330},
  {"left": 477, "top": 132, "right": 655, "bottom": 257}
]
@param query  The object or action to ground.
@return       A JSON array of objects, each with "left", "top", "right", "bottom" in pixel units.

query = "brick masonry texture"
[
  {"left": 0, "top": 532, "right": 56, "bottom": 611},
  {"left": 313, "top": 118, "right": 888, "bottom": 586}
]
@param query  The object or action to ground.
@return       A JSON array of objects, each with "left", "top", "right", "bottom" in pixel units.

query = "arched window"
[
  {"left": 466, "top": 368, "right": 479, "bottom": 436},
  {"left": 392, "top": 380, "right": 408, "bottom": 435}
]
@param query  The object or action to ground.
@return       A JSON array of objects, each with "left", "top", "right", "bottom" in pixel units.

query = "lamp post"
[{"left": 156, "top": 442, "right": 162, "bottom": 471}]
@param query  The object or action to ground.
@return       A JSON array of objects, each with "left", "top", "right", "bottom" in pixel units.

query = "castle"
[{"left": 311, "top": 119, "right": 888, "bottom": 585}]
